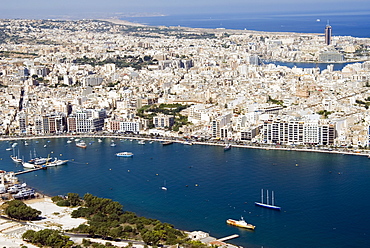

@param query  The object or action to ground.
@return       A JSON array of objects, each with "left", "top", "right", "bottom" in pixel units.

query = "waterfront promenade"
[{"left": 1, "top": 134, "right": 369, "bottom": 158}]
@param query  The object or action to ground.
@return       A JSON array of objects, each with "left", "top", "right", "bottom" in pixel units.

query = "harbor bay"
[{"left": 1, "top": 137, "right": 370, "bottom": 248}]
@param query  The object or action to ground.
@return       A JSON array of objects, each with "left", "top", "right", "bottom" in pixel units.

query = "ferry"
[
  {"left": 116, "top": 152, "right": 134, "bottom": 157},
  {"left": 226, "top": 217, "right": 255, "bottom": 230}
]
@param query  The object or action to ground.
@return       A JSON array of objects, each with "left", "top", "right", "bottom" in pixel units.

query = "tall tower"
[{"left": 325, "top": 21, "right": 332, "bottom": 45}]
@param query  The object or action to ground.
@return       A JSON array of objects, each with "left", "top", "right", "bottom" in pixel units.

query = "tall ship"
[
  {"left": 255, "top": 189, "right": 281, "bottom": 210},
  {"left": 226, "top": 217, "right": 255, "bottom": 230}
]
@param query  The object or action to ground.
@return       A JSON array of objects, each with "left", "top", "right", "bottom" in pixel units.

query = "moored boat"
[
  {"left": 22, "top": 162, "right": 35, "bottom": 169},
  {"left": 224, "top": 144, "right": 232, "bottom": 151},
  {"left": 162, "top": 141, "right": 173, "bottom": 146},
  {"left": 226, "top": 217, "right": 255, "bottom": 230},
  {"left": 10, "top": 155, "right": 23, "bottom": 163},
  {"left": 76, "top": 142, "right": 87, "bottom": 148},
  {"left": 138, "top": 140, "right": 146, "bottom": 145},
  {"left": 47, "top": 158, "right": 69, "bottom": 166},
  {"left": 116, "top": 152, "right": 134, "bottom": 157}
]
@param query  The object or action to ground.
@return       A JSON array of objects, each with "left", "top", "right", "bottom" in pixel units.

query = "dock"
[
  {"left": 14, "top": 167, "right": 45, "bottom": 175},
  {"left": 217, "top": 234, "right": 239, "bottom": 242}
]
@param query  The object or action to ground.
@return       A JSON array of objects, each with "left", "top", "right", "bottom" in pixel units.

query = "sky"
[{"left": 1, "top": 0, "right": 369, "bottom": 19}]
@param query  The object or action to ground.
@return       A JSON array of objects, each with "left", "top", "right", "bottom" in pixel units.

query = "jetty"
[
  {"left": 14, "top": 166, "right": 46, "bottom": 175},
  {"left": 217, "top": 234, "right": 239, "bottom": 242}
]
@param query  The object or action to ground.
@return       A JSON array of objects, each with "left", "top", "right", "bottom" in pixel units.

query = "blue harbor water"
[
  {"left": 1, "top": 138, "right": 370, "bottom": 248},
  {"left": 263, "top": 61, "right": 361, "bottom": 71},
  {"left": 124, "top": 11, "right": 370, "bottom": 38}
]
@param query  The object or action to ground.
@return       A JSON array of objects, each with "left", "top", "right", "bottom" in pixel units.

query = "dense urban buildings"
[{"left": 0, "top": 19, "right": 370, "bottom": 148}]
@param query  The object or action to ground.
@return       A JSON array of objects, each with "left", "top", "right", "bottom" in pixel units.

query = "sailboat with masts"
[{"left": 255, "top": 189, "right": 281, "bottom": 210}]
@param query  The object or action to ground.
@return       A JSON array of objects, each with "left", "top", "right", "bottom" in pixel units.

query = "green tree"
[
  {"left": 5, "top": 200, "right": 41, "bottom": 220},
  {"left": 67, "top": 192, "right": 82, "bottom": 206}
]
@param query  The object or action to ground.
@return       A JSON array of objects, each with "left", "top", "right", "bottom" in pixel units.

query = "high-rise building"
[{"left": 325, "top": 23, "right": 332, "bottom": 45}]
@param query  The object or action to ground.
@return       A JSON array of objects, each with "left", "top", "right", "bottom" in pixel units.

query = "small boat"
[
  {"left": 162, "top": 180, "right": 167, "bottom": 190},
  {"left": 12, "top": 143, "right": 18, "bottom": 148},
  {"left": 116, "top": 152, "right": 134, "bottom": 157},
  {"left": 226, "top": 217, "right": 255, "bottom": 230},
  {"left": 98, "top": 139, "right": 102, "bottom": 143},
  {"left": 138, "top": 140, "right": 146, "bottom": 145},
  {"left": 24, "top": 141, "right": 28, "bottom": 146},
  {"left": 110, "top": 142, "right": 116, "bottom": 147},
  {"left": 224, "top": 144, "right": 231, "bottom": 151},
  {"left": 255, "top": 189, "right": 281, "bottom": 210},
  {"left": 5, "top": 148, "right": 12, "bottom": 151},
  {"left": 76, "top": 142, "right": 87, "bottom": 148},
  {"left": 67, "top": 140, "right": 72, "bottom": 143},
  {"left": 162, "top": 141, "right": 173, "bottom": 146},
  {"left": 183, "top": 141, "right": 193, "bottom": 145},
  {"left": 22, "top": 162, "right": 35, "bottom": 169}
]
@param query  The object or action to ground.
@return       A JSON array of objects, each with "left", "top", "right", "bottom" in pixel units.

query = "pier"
[
  {"left": 217, "top": 234, "right": 239, "bottom": 242},
  {"left": 14, "top": 167, "right": 45, "bottom": 175}
]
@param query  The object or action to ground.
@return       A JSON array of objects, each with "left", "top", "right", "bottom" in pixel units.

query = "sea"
[
  {"left": 123, "top": 11, "right": 370, "bottom": 72},
  {"left": 123, "top": 11, "right": 370, "bottom": 38},
  {"left": 2, "top": 138, "right": 370, "bottom": 248}
]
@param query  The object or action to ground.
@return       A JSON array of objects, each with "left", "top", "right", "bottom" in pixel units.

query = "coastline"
[{"left": 1, "top": 134, "right": 369, "bottom": 157}]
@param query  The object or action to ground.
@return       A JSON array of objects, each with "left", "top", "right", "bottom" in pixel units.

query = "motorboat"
[
  {"left": 116, "top": 152, "right": 134, "bottom": 157},
  {"left": 76, "top": 142, "right": 87, "bottom": 148}
]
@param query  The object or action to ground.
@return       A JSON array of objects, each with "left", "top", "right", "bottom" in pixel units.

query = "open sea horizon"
[
  {"left": 1, "top": 137, "right": 370, "bottom": 248},
  {"left": 123, "top": 10, "right": 370, "bottom": 38}
]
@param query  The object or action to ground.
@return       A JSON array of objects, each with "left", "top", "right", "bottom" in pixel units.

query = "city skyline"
[{"left": 1, "top": 0, "right": 370, "bottom": 19}]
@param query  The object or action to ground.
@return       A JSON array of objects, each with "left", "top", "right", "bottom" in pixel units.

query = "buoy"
[
  {"left": 60, "top": 154, "right": 62, "bottom": 156},
  {"left": 109, "top": 168, "right": 112, "bottom": 170},
  {"left": 128, "top": 170, "right": 130, "bottom": 172},
  {"left": 195, "top": 184, "right": 198, "bottom": 187}
]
